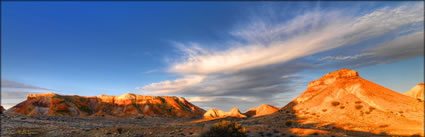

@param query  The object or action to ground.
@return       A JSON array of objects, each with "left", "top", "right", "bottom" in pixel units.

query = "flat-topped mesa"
[
  {"left": 9, "top": 93, "right": 205, "bottom": 118},
  {"left": 308, "top": 68, "right": 359, "bottom": 88},
  {"left": 323, "top": 68, "right": 359, "bottom": 79}
]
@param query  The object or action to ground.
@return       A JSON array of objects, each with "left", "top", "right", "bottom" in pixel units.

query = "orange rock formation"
[
  {"left": 203, "top": 107, "right": 246, "bottom": 119},
  {"left": 279, "top": 68, "right": 424, "bottom": 136},
  {"left": 8, "top": 93, "right": 205, "bottom": 118},
  {"left": 404, "top": 83, "right": 424, "bottom": 100},
  {"left": 244, "top": 104, "right": 279, "bottom": 117}
]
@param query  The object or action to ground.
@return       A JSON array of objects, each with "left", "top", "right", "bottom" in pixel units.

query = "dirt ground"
[{"left": 1, "top": 113, "right": 409, "bottom": 137}]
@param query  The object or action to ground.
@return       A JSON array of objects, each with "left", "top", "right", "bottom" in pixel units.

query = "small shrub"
[
  {"left": 117, "top": 128, "right": 123, "bottom": 134},
  {"left": 340, "top": 106, "right": 345, "bottom": 109},
  {"left": 355, "top": 105, "right": 363, "bottom": 110},
  {"left": 285, "top": 121, "right": 293, "bottom": 127},
  {"left": 379, "top": 124, "right": 389, "bottom": 128},
  {"left": 200, "top": 120, "right": 247, "bottom": 137},
  {"left": 369, "top": 107, "right": 375, "bottom": 111},
  {"left": 411, "top": 134, "right": 422, "bottom": 137},
  {"left": 266, "top": 132, "right": 272, "bottom": 136},
  {"left": 322, "top": 109, "right": 327, "bottom": 112},
  {"left": 56, "top": 109, "right": 70, "bottom": 113},
  {"left": 331, "top": 101, "right": 340, "bottom": 106},
  {"left": 355, "top": 101, "right": 362, "bottom": 104},
  {"left": 79, "top": 105, "right": 93, "bottom": 114},
  {"left": 258, "top": 131, "right": 264, "bottom": 135}
]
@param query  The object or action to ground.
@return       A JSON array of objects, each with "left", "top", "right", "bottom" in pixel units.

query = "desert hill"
[
  {"left": 256, "top": 69, "right": 424, "bottom": 136},
  {"left": 244, "top": 104, "right": 279, "bottom": 117},
  {"left": 7, "top": 93, "right": 205, "bottom": 118},
  {"left": 203, "top": 107, "right": 246, "bottom": 119},
  {"left": 404, "top": 83, "right": 424, "bottom": 100}
]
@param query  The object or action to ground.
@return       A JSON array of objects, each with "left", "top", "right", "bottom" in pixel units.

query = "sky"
[{"left": 1, "top": 1, "right": 424, "bottom": 111}]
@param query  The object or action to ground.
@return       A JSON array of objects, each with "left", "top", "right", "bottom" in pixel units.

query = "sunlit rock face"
[
  {"left": 278, "top": 68, "right": 424, "bottom": 136},
  {"left": 203, "top": 107, "right": 246, "bottom": 119},
  {"left": 244, "top": 104, "right": 279, "bottom": 117},
  {"left": 7, "top": 93, "right": 205, "bottom": 118},
  {"left": 404, "top": 83, "right": 424, "bottom": 100}
]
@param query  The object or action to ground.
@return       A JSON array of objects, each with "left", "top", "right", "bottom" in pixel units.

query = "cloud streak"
[
  {"left": 1, "top": 79, "right": 53, "bottom": 109},
  {"left": 168, "top": 4, "right": 423, "bottom": 75},
  {"left": 139, "top": 3, "right": 424, "bottom": 111},
  {"left": 321, "top": 31, "right": 424, "bottom": 67},
  {"left": 1, "top": 79, "right": 52, "bottom": 91}
]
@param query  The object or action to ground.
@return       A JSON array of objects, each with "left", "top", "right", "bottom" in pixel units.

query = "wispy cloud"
[
  {"left": 1, "top": 79, "right": 52, "bottom": 109},
  {"left": 139, "top": 75, "right": 205, "bottom": 95},
  {"left": 1, "top": 79, "right": 52, "bottom": 91},
  {"left": 167, "top": 4, "right": 423, "bottom": 75},
  {"left": 320, "top": 53, "right": 373, "bottom": 61},
  {"left": 138, "top": 3, "right": 424, "bottom": 111},
  {"left": 186, "top": 96, "right": 217, "bottom": 102},
  {"left": 321, "top": 31, "right": 424, "bottom": 66}
]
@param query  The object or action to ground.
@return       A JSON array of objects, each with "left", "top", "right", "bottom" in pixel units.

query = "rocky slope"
[
  {"left": 244, "top": 104, "right": 279, "bottom": 117},
  {"left": 7, "top": 93, "right": 205, "bottom": 118},
  {"left": 404, "top": 83, "right": 424, "bottom": 100},
  {"left": 203, "top": 107, "right": 246, "bottom": 119},
  {"left": 268, "top": 69, "right": 424, "bottom": 136},
  {"left": 0, "top": 106, "right": 4, "bottom": 114}
]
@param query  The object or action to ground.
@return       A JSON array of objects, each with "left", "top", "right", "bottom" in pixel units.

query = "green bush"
[{"left": 200, "top": 120, "right": 247, "bottom": 137}]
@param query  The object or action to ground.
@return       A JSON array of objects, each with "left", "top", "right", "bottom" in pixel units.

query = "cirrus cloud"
[{"left": 138, "top": 3, "right": 424, "bottom": 111}]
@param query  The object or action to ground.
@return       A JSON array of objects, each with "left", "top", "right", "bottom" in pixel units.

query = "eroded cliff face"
[
  {"left": 8, "top": 93, "right": 205, "bottom": 118},
  {"left": 277, "top": 68, "right": 424, "bottom": 136}
]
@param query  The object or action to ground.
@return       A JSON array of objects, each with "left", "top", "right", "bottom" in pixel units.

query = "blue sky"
[{"left": 1, "top": 2, "right": 424, "bottom": 111}]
